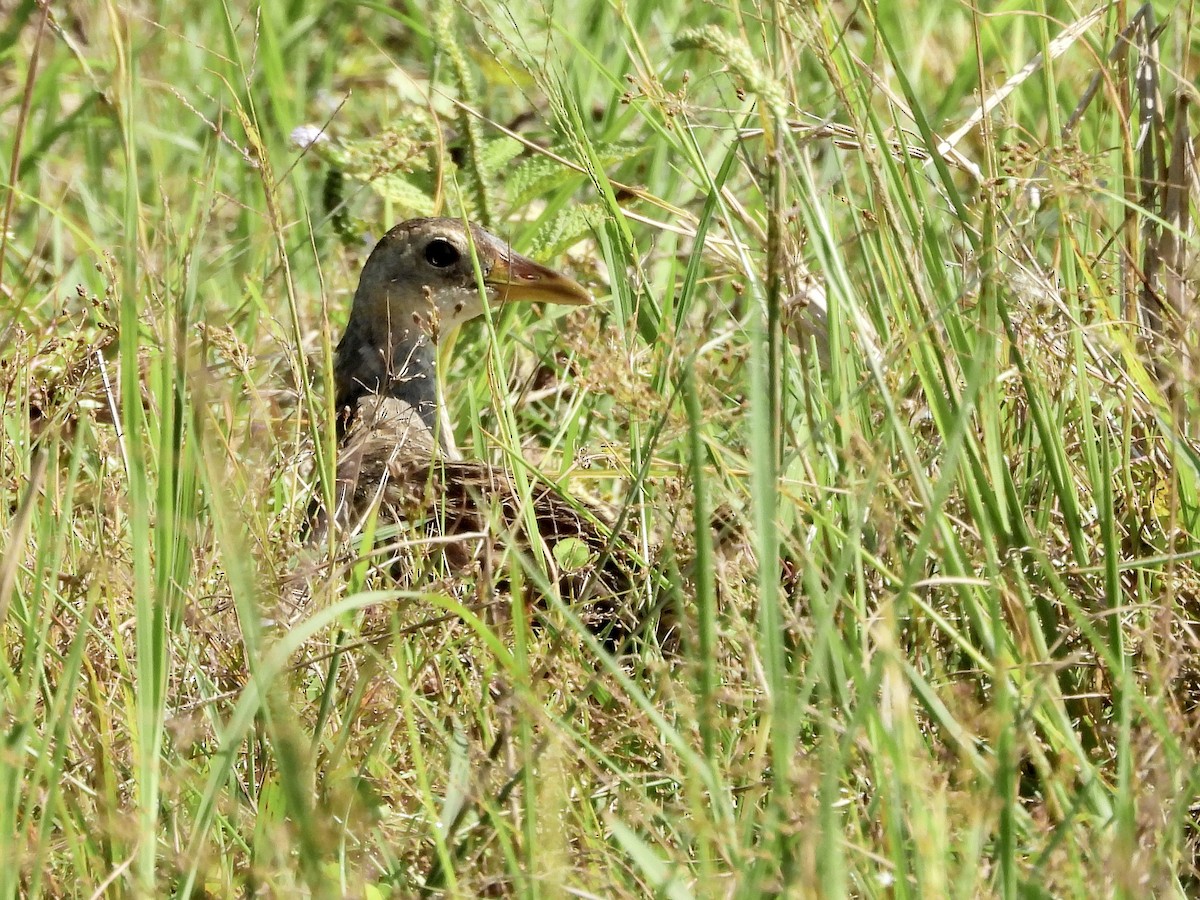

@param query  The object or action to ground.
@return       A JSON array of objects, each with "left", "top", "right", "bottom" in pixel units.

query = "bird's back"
[{"left": 310, "top": 393, "right": 641, "bottom": 639}]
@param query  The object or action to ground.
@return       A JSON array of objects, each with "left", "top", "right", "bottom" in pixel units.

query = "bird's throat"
[
  {"left": 382, "top": 333, "right": 439, "bottom": 432},
  {"left": 334, "top": 325, "right": 441, "bottom": 438}
]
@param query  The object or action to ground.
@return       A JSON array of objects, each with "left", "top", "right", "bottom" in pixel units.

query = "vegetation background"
[{"left": 1, "top": 0, "right": 1198, "bottom": 896}]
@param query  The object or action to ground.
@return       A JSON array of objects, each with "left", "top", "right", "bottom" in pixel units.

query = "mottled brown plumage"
[{"left": 309, "top": 218, "right": 638, "bottom": 635}]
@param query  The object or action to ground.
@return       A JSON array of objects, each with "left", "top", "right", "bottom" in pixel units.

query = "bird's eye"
[{"left": 424, "top": 238, "right": 460, "bottom": 268}]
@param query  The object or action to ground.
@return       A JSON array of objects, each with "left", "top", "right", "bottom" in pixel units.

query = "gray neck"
[{"left": 334, "top": 325, "right": 441, "bottom": 438}]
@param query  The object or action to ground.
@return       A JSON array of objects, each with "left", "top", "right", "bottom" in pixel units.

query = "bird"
[{"left": 306, "top": 217, "right": 640, "bottom": 637}]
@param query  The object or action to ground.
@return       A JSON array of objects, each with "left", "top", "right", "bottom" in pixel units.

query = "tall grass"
[{"left": 1, "top": 0, "right": 1197, "bottom": 895}]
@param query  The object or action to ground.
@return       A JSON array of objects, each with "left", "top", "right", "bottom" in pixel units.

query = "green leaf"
[{"left": 552, "top": 536, "right": 595, "bottom": 573}]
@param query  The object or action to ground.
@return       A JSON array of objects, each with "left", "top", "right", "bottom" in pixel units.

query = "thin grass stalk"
[{"left": 107, "top": 8, "right": 166, "bottom": 888}]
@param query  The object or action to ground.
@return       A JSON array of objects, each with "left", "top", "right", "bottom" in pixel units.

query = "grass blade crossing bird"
[{"left": 307, "top": 218, "right": 640, "bottom": 636}]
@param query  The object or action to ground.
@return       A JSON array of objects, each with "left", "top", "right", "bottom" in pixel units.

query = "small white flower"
[{"left": 290, "top": 124, "right": 329, "bottom": 150}]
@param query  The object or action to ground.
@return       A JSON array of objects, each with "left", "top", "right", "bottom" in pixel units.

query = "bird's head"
[
  {"left": 334, "top": 217, "right": 593, "bottom": 428},
  {"left": 349, "top": 217, "right": 592, "bottom": 344}
]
